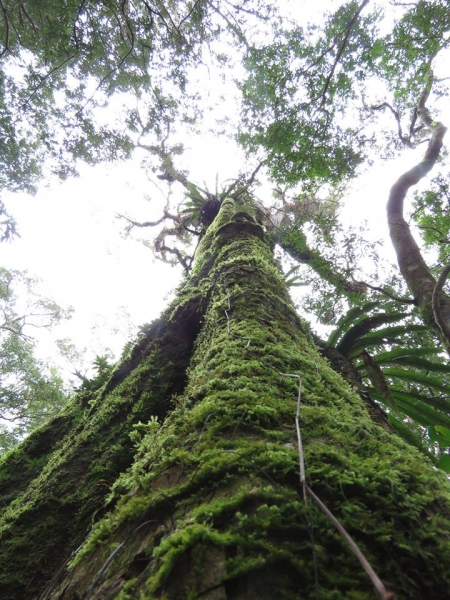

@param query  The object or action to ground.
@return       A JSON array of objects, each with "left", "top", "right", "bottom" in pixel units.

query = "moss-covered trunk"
[{"left": 1, "top": 198, "right": 450, "bottom": 599}]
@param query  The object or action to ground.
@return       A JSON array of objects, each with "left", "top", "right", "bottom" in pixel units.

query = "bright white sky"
[
  {"left": 1, "top": 133, "right": 251, "bottom": 379},
  {"left": 1, "top": 0, "right": 448, "bottom": 383},
  {"left": 0, "top": 135, "right": 417, "bottom": 381}
]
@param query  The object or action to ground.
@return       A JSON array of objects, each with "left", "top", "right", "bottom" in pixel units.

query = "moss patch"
[{"left": 2, "top": 200, "right": 450, "bottom": 600}]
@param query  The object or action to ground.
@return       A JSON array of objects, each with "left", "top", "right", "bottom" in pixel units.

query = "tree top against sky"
[{"left": 0, "top": 0, "right": 448, "bottom": 196}]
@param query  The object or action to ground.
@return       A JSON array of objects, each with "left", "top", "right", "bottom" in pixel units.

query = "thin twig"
[
  {"left": 179, "top": 0, "right": 204, "bottom": 28},
  {"left": 279, "top": 373, "right": 306, "bottom": 502},
  {"left": 305, "top": 485, "right": 394, "bottom": 600},
  {"left": 280, "top": 371, "right": 392, "bottom": 599},
  {"left": 356, "top": 281, "right": 416, "bottom": 304},
  {"left": 117, "top": 213, "right": 172, "bottom": 230},
  {"left": 370, "top": 102, "right": 412, "bottom": 147}
]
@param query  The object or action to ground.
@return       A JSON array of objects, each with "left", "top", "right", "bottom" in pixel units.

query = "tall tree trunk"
[{"left": 1, "top": 199, "right": 450, "bottom": 600}]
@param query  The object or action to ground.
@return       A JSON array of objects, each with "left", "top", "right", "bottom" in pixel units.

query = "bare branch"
[
  {"left": 370, "top": 102, "right": 413, "bottom": 147},
  {"left": 355, "top": 281, "right": 416, "bottom": 304},
  {"left": 223, "top": 161, "right": 264, "bottom": 199},
  {"left": 117, "top": 212, "right": 175, "bottom": 232},
  {"left": 155, "top": 240, "right": 192, "bottom": 274}
]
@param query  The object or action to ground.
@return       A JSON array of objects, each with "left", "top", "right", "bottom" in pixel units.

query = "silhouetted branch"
[
  {"left": 356, "top": 281, "right": 416, "bottom": 304},
  {"left": 319, "top": 0, "right": 370, "bottom": 106},
  {"left": 117, "top": 212, "right": 176, "bottom": 233},
  {"left": 370, "top": 102, "right": 413, "bottom": 147}
]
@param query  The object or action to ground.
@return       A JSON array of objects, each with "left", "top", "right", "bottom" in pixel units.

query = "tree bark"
[
  {"left": 387, "top": 75, "right": 450, "bottom": 352},
  {"left": 1, "top": 199, "right": 450, "bottom": 600}
]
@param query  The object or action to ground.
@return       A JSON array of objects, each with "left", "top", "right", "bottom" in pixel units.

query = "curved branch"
[
  {"left": 387, "top": 68, "right": 450, "bottom": 351},
  {"left": 370, "top": 102, "right": 412, "bottom": 147},
  {"left": 117, "top": 212, "right": 175, "bottom": 232},
  {"left": 432, "top": 264, "right": 450, "bottom": 345},
  {"left": 155, "top": 237, "right": 192, "bottom": 274},
  {"left": 355, "top": 282, "right": 416, "bottom": 305}
]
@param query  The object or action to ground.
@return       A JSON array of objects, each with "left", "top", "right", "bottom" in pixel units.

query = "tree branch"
[
  {"left": 117, "top": 212, "right": 176, "bottom": 232},
  {"left": 370, "top": 102, "right": 413, "bottom": 147},
  {"left": 0, "top": 0, "right": 10, "bottom": 58},
  {"left": 319, "top": 0, "right": 370, "bottom": 106},
  {"left": 355, "top": 281, "right": 416, "bottom": 304},
  {"left": 418, "top": 224, "right": 450, "bottom": 244},
  {"left": 387, "top": 67, "right": 450, "bottom": 351},
  {"left": 432, "top": 264, "right": 450, "bottom": 345}
]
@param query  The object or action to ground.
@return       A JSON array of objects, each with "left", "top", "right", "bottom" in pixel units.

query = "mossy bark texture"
[{"left": 1, "top": 199, "right": 450, "bottom": 599}]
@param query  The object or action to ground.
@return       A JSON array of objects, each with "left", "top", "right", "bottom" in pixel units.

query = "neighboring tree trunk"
[
  {"left": 1, "top": 199, "right": 450, "bottom": 600},
  {"left": 387, "top": 73, "right": 450, "bottom": 353}
]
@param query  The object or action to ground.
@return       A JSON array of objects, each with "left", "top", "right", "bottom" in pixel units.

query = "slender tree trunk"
[
  {"left": 387, "top": 73, "right": 450, "bottom": 353},
  {"left": 1, "top": 199, "right": 450, "bottom": 600}
]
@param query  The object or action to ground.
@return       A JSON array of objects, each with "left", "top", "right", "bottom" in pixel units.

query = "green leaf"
[
  {"left": 379, "top": 368, "right": 450, "bottom": 395},
  {"left": 389, "top": 414, "right": 432, "bottom": 457},
  {"left": 389, "top": 387, "right": 450, "bottom": 415},
  {"left": 365, "top": 347, "right": 450, "bottom": 373},
  {"left": 337, "top": 312, "right": 410, "bottom": 355},
  {"left": 428, "top": 426, "right": 450, "bottom": 448},
  {"left": 434, "top": 426, "right": 450, "bottom": 445},
  {"left": 436, "top": 454, "right": 450, "bottom": 473},
  {"left": 369, "top": 388, "right": 450, "bottom": 429},
  {"left": 348, "top": 333, "right": 433, "bottom": 359},
  {"left": 327, "top": 301, "right": 380, "bottom": 348}
]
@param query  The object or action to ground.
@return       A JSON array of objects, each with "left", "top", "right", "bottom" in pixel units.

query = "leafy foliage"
[
  {"left": 412, "top": 174, "right": 450, "bottom": 266},
  {"left": 0, "top": 268, "right": 71, "bottom": 453},
  {"left": 0, "top": 0, "right": 266, "bottom": 192},
  {"left": 327, "top": 301, "right": 450, "bottom": 468},
  {"left": 238, "top": 4, "right": 373, "bottom": 187}
]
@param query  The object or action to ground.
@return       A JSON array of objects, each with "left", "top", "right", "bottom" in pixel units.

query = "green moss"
[
  {"left": 1, "top": 198, "right": 450, "bottom": 600},
  {"left": 0, "top": 291, "right": 206, "bottom": 599}
]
